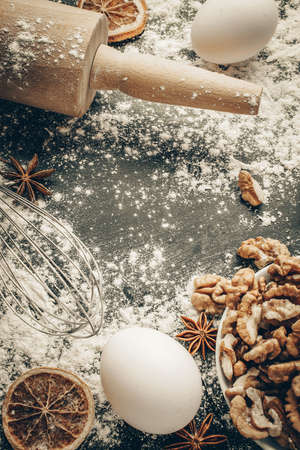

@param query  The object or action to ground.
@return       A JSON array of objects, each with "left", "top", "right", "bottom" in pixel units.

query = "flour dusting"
[{"left": 0, "top": 0, "right": 299, "bottom": 448}]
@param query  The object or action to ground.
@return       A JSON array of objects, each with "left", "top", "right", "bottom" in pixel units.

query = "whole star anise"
[
  {"left": 176, "top": 312, "right": 217, "bottom": 359},
  {"left": 0, "top": 154, "right": 55, "bottom": 202},
  {"left": 165, "top": 414, "right": 227, "bottom": 449}
]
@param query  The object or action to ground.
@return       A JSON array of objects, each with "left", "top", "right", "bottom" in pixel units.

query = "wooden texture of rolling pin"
[{"left": 0, "top": 0, "right": 263, "bottom": 117}]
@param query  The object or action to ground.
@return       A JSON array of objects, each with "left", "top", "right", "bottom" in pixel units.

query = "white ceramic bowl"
[{"left": 216, "top": 266, "right": 282, "bottom": 450}]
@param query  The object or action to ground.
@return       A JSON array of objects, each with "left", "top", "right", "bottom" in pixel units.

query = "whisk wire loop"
[{"left": 0, "top": 185, "right": 104, "bottom": 338}]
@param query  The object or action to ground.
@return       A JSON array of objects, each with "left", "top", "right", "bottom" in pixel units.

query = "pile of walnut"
[
  {"left": 219, "top": 256, "right": 300, "bottom": 447},
  {"left": 191, "top": 237, "right": 290, "bottom": 315},
  {"left": 191, "top": 238, "right": 300, "bottom": 447}
]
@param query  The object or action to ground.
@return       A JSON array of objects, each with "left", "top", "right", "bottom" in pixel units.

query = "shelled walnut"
[
  {"left": 285, "top": 389, "right": 300, "bottom": 432},
  {"left": 292, "top": 375, "right": 300, "bottom": 397},
  {"left": 237, "top": 237, "right": 291, "bottom": 269},
  {"left": 238, "top": 170, "right": 264, "bottom": 206},
  {"left": 268, "top": 255, "right": 300, "bottom": 281},
  {"left": 191, "top": 273, "right": 229, "bottom": 315},
  {"left": 218, "top": 247, "right": 300, "bottom": 448},
  {"left": 189, "top": 240, "right": 300, "bottom": 446}
]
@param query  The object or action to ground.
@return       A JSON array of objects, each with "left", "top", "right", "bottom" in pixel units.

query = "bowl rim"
[{"left": 215, "top": 265, "right": 282, "bottom": 450}]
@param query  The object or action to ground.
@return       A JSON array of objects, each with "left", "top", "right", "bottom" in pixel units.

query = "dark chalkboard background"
[{"left": 0, "top": 0, "right": 299, "bottom": 448}]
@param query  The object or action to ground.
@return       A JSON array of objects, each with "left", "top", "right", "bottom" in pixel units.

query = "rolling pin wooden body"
[
  {"left": 0, "top": 0, "right": 108, "bottom": 116},
  {"left": 0, "top": 0, "right": 262, "bottom": 116}
]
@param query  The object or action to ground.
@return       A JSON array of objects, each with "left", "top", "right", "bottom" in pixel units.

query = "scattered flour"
[{"left": 0, "top": 0, "right": 299, "bottom": 449}]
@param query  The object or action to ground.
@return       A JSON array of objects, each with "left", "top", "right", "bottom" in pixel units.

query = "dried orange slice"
[
  {"left": 77, "top": 0, "right": 148, "bottom": 43},
  {"left": 2, "top": 367, "right": 94, "bottom": 450}
]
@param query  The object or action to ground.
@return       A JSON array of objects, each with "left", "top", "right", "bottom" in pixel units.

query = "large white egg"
[
  {"left": 191, "top": 0, "right": 278, "bottom": 64},
  {"left": 100, "top": 327, "right": 203, "bottom": 434}
]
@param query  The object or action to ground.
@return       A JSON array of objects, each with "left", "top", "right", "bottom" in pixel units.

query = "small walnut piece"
[
  {"left": 271, "top": 326, "right": 287, "bottom": 348},
  {"left": 268, "top": 255, "right": 300, "bottom": 278},
  {"left": 221, "top": 309, "right": 238, "bottom": 336},
  {"left": 285, "top": 388, "right": 300, "bottom": 432},
  {"left": 220, "top": 334, "right": 238, "bottom": 381},
  {"left": 231, "top": 267, "right": 257, "bottom": 291},
  {"left": 243, "top": 338, "right": 281, "bottom": 364},
  {"left": 224, "top": 268, "right": 257, "bottom": 310},
  {"left": 236, "top": 292, "right": 262, "bottom": 346},
  {"left": 224, "top": 268, "right": 257, "bottom": 311},
  {"left": 267, "top": 408, "right": 284, "bottom": 438},
  {"left": 262, "top": 299, "right": 300, "bottom": 322},
  {"left": 233, "top": 360, "right": 247, "bottom": 378},
  {"left": 234, "top": 340, "right": 250, "bottom": 361},
  {"left": 264, "top": 396, "right": 300, "bottom": 449},
  {"left": 191, "top": 273, "right": 228, "bottom": 314},
  {"left": 292, "top": 318, "right": 300, "bottom": 335},
  {"left": 246, "top": 387, "right": 282, "bottom": 437},
  {"left": 238, "top": 170, "right": 264, "bottom": 207},
  {"left": 225, "top": 367, "right": 260, "bottom": 400},
  {"left": 264, "top": 283, "right": 300, "bottom": 304},
  {"left": 211, "top": 281, "right": 227, "bottom": 305},
  {"left": 225, "top": 291, "right": 242, "bottom": 311},
  {"left": 230, "top": 395, "right": 268, "bottom": 440},
  {"left": 268, "top": 360, "right": 300, "bottom": 383},
  {"left": 286, "top": 332, "right": 300, "bottom": 358},
  {"left": 237, "top": 237, "right": 291, "bottom": 269},
  {"left": 247, "top": 387, "right": 270, "bottom": 429},
  {"left": 292, "top": 375, "right": 300, "bottom": 397},
  {"left": 191, "top": 292, "right": 223, "bottom": 315}
]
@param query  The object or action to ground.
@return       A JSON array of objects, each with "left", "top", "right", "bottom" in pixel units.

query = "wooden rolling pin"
[{"left": 0, "top": 0, "right": 262, "bottom": 117}]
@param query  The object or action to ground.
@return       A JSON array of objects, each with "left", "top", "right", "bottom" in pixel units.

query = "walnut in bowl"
[{"left": 216, "top": 260, "right": 300, "bottom": 450}]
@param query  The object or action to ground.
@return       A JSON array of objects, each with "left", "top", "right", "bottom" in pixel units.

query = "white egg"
[
  {"left": 191, "top": 0, "right": 278, "bottom": 64},
  {"left": 100, "top": 327, "right": 203, "bottom": 434}
]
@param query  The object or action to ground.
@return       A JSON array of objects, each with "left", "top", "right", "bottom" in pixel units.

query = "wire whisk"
[{"left": 0, "top": 185, "right": 104, "bottom": 338}]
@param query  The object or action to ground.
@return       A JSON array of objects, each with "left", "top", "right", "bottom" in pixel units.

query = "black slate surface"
[{"left": 0, "top": 0, "right": 299, "bottom": 448}]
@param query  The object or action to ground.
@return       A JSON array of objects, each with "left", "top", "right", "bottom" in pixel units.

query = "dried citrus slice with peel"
[
  {"left": 2, "top": 367, "right": 94, "bottom": 450},
  {"left": 78, "top": 0, "right": 147, "bottom": 43}
]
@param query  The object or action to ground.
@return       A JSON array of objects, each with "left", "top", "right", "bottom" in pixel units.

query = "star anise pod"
[
  {"left": 165, "top": 414, "right": 227, "bottom": 449},
  {"left": 0, "top": 154, "right": 55, "bottom": 202},
  {"left": 176, "top": 312, "right": 217, "bottom": 359}
]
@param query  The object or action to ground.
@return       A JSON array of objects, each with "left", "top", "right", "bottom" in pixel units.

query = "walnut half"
[
  {"left": 237, "top": 237, "right": 291, "bottom": 269},
  {"left": 238, "top": 170, "right": 264, "bottom": 207}
]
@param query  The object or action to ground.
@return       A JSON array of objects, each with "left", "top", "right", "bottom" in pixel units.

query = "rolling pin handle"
[{"left": 90, "top": 44, "right": 262, "bottom": 115}]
